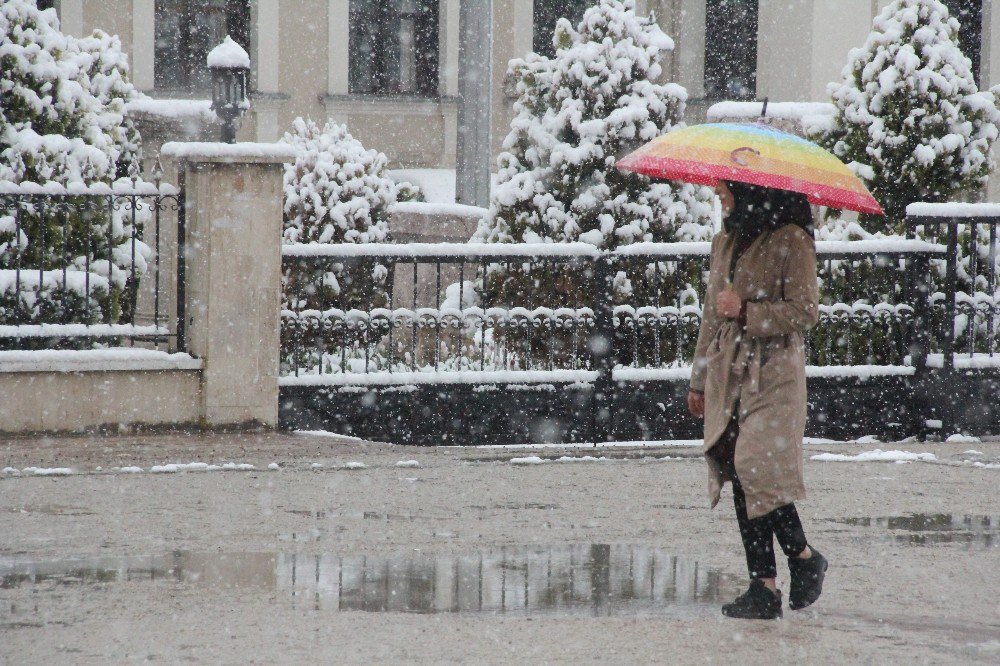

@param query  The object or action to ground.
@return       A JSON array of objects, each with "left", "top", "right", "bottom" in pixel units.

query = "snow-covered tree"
[
  {"left": 474, "top": 0, "right": 716, "bottom": 249},
  {"left": 281, "top": 117, "right": 416, "bottom": 247},
  {"left": 0, "top": 1, "right": 146, "bottom": 340},
  {"left": 818, "top": 0, "right": 1000, "bottom": 233},
  {"left": 0, "top": 1, "right": 141, "bottom": 184},
  {"left": 279, "top": 118, "right": 419, "bottom": 371}
]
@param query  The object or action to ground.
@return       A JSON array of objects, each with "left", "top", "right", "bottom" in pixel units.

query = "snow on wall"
[
  {"left": 0, "top": 349, "right": 201, "bottom": 373},
  {"left": 281, "top": 241, "right": 603, "bottom": 258},
  {"left": 707, "top": 101, "right": 836, "bottom": 122},
  {"left": 390, "top": 201, "right": 487, "bottom": 219},
  {"left": 906, "top": 202, "right": 1000, "bottom": 218},
  {"left": 160, "top": 142, "right": 296, "bottom": 161},
  {"left": 125, "top": 98, "right": 216, "bottom": 122},
  {"left": 0, "top": 179, "right": 178, "bottom": 196},
  {"left": 280, "top": 238, "right": 942, "bottom": 259}
]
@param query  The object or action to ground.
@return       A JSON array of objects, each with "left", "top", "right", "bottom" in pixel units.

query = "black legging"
[{"left": 711, "top": 412, "right": 808, "bottom": 580}]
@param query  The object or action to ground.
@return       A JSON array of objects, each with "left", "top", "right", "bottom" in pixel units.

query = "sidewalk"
[{"left": 2, "top": 431, "right": 999, "bottom": 663}]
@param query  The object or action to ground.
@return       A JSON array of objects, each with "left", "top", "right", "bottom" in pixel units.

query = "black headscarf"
[{"left": 723, "top": 181, "right": 813, "bottom": 282}]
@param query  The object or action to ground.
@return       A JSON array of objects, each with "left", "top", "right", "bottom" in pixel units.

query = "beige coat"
[{"left": 690, "top": 224, "right": 819, "bottom": 519}]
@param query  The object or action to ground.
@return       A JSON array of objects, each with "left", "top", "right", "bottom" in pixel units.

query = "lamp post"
[{"left": 207, "top": 36, "right": 250, "bottom": 144}]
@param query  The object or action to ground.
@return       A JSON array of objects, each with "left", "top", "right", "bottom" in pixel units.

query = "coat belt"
[{"left": 726, "top": 325, "right": 763, "bottom": 395}]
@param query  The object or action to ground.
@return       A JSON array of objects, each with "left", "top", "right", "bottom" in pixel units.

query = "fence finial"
[{"left": 152, "top": 155, "right": 164, "bottom": 188}]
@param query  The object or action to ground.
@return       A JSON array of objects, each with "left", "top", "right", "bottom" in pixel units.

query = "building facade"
[{"left": 49, "top": 1, "right": 1000, "bottom": 171}]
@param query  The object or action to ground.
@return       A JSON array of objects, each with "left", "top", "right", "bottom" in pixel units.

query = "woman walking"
[{"left": 687, "top": 180, "right": 828, "bottom": 620}]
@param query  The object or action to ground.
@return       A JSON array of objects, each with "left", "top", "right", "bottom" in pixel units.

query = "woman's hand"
[
  {"left": 716, "top": 288, "right": 742, "bottom": 319},
  {"left": 687, "top": 390, "right": 705, "bottom": 418}
]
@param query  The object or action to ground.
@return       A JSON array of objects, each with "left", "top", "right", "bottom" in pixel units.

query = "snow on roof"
[
  {"left": 206, "top": 36, "right": 250, "bottom": 69},
  {"left": 906, "top": 201, "right": 1000, "bottom": 218},
  {"left": 707, "top": 101, "right": 837, "bottom": 122},
  {"left": 161, "top": 141, "right": 296, "bottom": 162},
  {"left": 126, "top": 97, "right": 216, "bottom": 122}
]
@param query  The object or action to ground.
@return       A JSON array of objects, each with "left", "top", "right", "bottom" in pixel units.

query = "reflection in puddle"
[
  {"left": 830, "top": 514, "right": 999, "bottom": 548},
  {"left": 0, "top": 544, "right": 730, "bottom": 616}
]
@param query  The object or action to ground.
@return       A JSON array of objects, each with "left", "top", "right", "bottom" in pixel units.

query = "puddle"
[
  {"left": 0, "top": 544, "right": 733, "bottom": 616},
  {"left": 828, "top": 514, "right": 999, "bottom": 548}
]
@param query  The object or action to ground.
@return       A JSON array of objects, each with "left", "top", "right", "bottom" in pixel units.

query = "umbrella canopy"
[{"left": 616, "top": 123, "right": 883, "bottom": 215}]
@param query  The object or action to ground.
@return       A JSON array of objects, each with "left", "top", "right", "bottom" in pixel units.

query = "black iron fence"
[
  {"left": 280, "top": 236, "right": 964, "bottom": 443},
  {"left": 906, "top": 204, "right": 1000, "bottom": 368},
  {"left": 0, "top": 178, "right": 183, "bottom": 351}
]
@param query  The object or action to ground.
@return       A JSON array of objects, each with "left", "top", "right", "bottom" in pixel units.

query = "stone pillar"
[
  {"left": 131, "top": 0, "right": 155, "bottom": 91},
  {"left": 161, "top": 142, "right": 294, "bottom": 428},
  {"left": 456, "top": 0, "right": 493, "bottom": 207}
]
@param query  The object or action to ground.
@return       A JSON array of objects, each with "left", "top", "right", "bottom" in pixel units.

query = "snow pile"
[
  {"left": 150, "top": 462, "right": 256, "bottom": 473},
  {"left": 817, "top": 0, "right": 1000, "bottom": 230},
  {"left": 475, "top": 0, "right": 716, "bottom": 250},
  {"left": 510, "top": 455, "right": 610, "bottom": 465},
  {"left": 0, "top": 2, "right": 140, "bottom": 185},
  {"left": 341, "top": 462, "right": 366, "bottom": 470},
  {"left": 811, "top": 449, "right": 937, "bottom": 463},
  {"left": 21, "top": 467, "right": 73, "bottom": 476},
  {"left": 395, "top": 460, "right": 420, "bottom": 468},
  {"left": 206, "top": 36, "right": 250, "bottom": 69},
  {"left": 946, "top": 434, "right": 982, "bottom": 443}
]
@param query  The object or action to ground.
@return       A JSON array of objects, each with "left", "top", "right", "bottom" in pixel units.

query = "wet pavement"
[
  {"left": 1, "top": 543, "right": 734, "bottom": 618},
  {"left": 825, "top": 513, "right": 1000, "bottom": 548},
  {"left": 2, "top": 432, "right": 1000, "bottom": 663}
]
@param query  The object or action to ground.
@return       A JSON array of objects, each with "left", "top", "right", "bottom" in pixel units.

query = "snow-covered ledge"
[
  {"left": 0, "top": 349, "right": 202, "bottom": 374},
  {"left": 161, "top": 141, "right": 296, "bottom": 164}
]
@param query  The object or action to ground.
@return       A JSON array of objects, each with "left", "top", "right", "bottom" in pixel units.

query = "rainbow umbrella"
[{"left": 616, "top": 123, "right": 883, "bottom": 215}]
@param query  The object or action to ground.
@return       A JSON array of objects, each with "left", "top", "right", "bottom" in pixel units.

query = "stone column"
[
  {"left": 161, "top": 142, "right": 294, "bottom": 428},
  {"left": 131, "top": 0, "right": 155, "bottom": 91},
  {"left": 456, "top": 0, "right": 493, "bottom": 207}
]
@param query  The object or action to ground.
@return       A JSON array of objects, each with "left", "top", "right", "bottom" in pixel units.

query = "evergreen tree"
[
  {"left": 0, "top": 1, "right": 140, "bottom": 185},
  {"left": 279, "top": 118, "right": 418, "bottom": 372},
  {"left": 0, "top": 1, "right": 146, "bottom": 339},
  {"left": 818, "top": 0, "right": 1000, "bottom": 233},
  {"left": 474, "top": 0, "right": 715, "bottom": 250}
]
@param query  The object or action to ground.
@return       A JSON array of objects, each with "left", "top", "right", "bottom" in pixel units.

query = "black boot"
[
  {"left": 788, "top": 547, "right": 828, "bottom": 610},
  {"left": 721, "top": 579, "right": 783, "bottom": 619}
]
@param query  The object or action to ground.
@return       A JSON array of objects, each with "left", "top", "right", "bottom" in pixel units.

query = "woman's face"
[{"left": 716, "top": 181, "right": 735, "bottom": 217}]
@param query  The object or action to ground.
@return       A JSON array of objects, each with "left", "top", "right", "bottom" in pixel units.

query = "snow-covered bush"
[
  {"left": 817, "top": 0, "right": 1000, "bottom": 233},
  {"left": 475, "top": 0, "right": 714, "bottom": 250},
  {"left": 0, "top": 2, "right": 147, "bottom": 341},
  {"left": 0, "top": 1, "right": 141, "bottom": 184},
  {"left": 472, "top": 0, "right": 714, "bottom": 366},
  {"left": 279, "top": 118, "right": 419, "bottom": 373}
]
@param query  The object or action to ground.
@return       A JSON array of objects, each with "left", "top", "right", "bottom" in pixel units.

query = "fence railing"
[
  {"left": 0, "top": 180, "right": 182, "bottom": 351},
  {"left": 907, "top": 204, "right": 1000, "bottom": 370},
  {"left": 280, "top": 239, "right": 945, "bottom": 381}
]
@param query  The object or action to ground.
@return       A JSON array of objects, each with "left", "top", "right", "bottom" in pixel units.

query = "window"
[
  {"left": 349, "top": 0, "right": 439, "bottom": 97},
  {"left": 942, "top": 0, "right": 983, "bottom": 84},
  {"left": 154, "top": 0, "right": 250, "bottom": 92},
  {"left": 704, "top": 0, "right": 758, "bottom": 100},
  {"left": 533, "top": 0, "right": 589, "bottom": 58}
]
